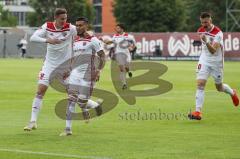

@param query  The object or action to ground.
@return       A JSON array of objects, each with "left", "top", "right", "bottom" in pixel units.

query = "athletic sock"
[
  {"left": 66, "top": 101, "right": 76, "bottom": 129},
  {"left": 30, "top": 94, "right": 43, "bottom": 122},
  {"left": 120, "top": 72, "right": 126, "bottom": 85},
  {"left": 222, "top": 83, "right": 234, "bottom": 96},
  {"left": 195, "top": 89, "right": 205, "bottom": 112}
]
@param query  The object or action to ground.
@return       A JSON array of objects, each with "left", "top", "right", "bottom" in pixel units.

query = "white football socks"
[
  {"left": 222, "top": 83, "right": 234, "bottom": 96},
  {"left": 195, "top": 89, "right": 205, "bottom": 112},
  {"left": 66, "top": 101, "right": 76, "bottom": 129},
  {"left": 66, "top": 99, "right": 99, "bottom": 129},
  {"left": 120, "top": 71, "right": 126, "bottom": 85},
  {"left": 30, "top": 96, "right": 43, "bottom": 122}
]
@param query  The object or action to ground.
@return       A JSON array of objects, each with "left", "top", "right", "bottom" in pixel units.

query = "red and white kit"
[
  {"left": 31, "top": 22, "right": 77, "bottom": 86},
  {"left": 112, "top": 33, "right": 136, "bottom": 65},
  {"left": 197, "top": 25, "right": 224, "bottom": 84},
  {"left": 68, "top": 35, "right": 103, "bottom": 99}
]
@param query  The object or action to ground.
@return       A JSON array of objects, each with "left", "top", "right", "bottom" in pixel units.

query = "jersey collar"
[{"left": 206, "top": 24, "right": 214, "bottom": 33}]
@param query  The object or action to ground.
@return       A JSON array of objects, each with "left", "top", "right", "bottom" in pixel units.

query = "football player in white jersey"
[
  {"left": 24, "top": 8, "right": 77, "bottom": 131},
  {"left": 59, "top": 17, "right": 105, "bottom": 136},
  {"left": 104, "top": 24, "right": 136, "bottom": 90},
  {"left": 188, "top": 12, "right": 239, "bottom": 120}
]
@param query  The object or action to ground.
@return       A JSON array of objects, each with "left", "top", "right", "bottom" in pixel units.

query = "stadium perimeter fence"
[{"left": 1, "top": 28, "right": 240, "bottom": 61}]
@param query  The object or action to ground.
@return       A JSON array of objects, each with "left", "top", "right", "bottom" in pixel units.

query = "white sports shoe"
[
  {"left": 23, "top": 121, "right": 37, "bottom": 131},
  {"left": 59, "top": 128, "right": 72, "bottom": 136}
]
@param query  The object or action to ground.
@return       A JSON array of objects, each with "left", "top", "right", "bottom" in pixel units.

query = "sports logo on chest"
[
  {"left": 73, "top": 41, "right": 91, "bottom": 53},
  {"left": 62, "top": 32, "right": 68, "bottom": 37},
  {"left": 48, "top": 31, "right": 69, "bottom": 39},
  {"left": 82, "top": 41, "right": 87, "bottom": 46}
]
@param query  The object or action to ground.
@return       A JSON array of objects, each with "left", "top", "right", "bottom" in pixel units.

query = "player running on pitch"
[
  {"left": 59, "top": 17, "right": 105, "bottom": 136},
  {"left": 104, "top": 24, "right": 136, "bottom": 90},
  {"left": 24, "top": 9, "right": 102, "bottom": 131},
  {"left": 188, "top": 12, "right": 239, "bottom": 120}
]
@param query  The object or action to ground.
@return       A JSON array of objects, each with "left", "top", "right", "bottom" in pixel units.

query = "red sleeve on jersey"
[{"left": 123, "top": 33, "right": 128, "bottom": 36}]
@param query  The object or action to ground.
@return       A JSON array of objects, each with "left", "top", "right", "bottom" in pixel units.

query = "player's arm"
[
  {"left": 30, "top": 25, "right": 47, "bottom": 43},
  {"left": 95, "top": 38, "right": 106, "bottom": 71},
  {"left": 93, "top": 37, "right": 106, "bottom": 81},
  {"left": 97, "top": 50, "right": 106, "bottom": 71},
  {"left": 102, "top": 35, "right": 116, "bottom": 45},
  {"left": 200, "top": 33, "right": 221, "bottom": 54},
  {"left": 30, "top": 23, "right": 61, "bottom": 45},
  {"left": 205, "top": 42, "right": 220, "bottom": 54},
  {"left": 128, "top": 35, "right": 137, "bottom": 52},
  {"left": 95, "top": 50, "right": 106, "bottom": 81}
]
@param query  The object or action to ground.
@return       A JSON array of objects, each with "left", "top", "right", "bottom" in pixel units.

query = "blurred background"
[{"left": 0, "top": 0, "right": 240, "bottom": 60}]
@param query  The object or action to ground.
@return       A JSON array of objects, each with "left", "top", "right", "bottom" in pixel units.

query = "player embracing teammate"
[{"left": 24, "top": 8, "right": 104, "bottom": 134}]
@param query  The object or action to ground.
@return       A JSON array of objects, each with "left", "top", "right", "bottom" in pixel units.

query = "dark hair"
[
  {"left": 116, "top": 23, "right": 125, "bottom": 30},
  {"left": 200, "top": 12, "right": 212, "bottom": 19},
  {"left": 76, "top": 17, "right": 89, "bottom": 23},
  {"left": 54, "top": 8, "right": 67, "bottom": 16}
]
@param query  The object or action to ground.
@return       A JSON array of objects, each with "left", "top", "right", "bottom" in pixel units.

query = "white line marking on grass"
[{"left": 0, "top": 148, "right": 112, "bottom": 159}]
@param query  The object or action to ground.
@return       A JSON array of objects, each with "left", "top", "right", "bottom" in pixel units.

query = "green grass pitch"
[{"left": 0, "top": 59, "right": 239, "bottom": 159}]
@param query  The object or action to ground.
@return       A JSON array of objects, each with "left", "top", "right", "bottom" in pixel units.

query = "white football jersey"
[
  {"left": 71, "top": 35, "right": 103, "bottom": 79},
  {"left": 198, "top": 25, "right": 224, "bottom": 67},
  {"left": 112, "top": 32, "right": 136, "bottom": 55},
  {"left": 31, "top": 22, "right": 77, "bottom": 66}
]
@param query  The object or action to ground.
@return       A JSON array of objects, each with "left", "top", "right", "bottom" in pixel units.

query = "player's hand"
[
  {"left": 46, "top": 38, "right": 62, "bottom": 45},
  {"left": 200, "top": 34, "right": 207, "bottom": 43}
]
